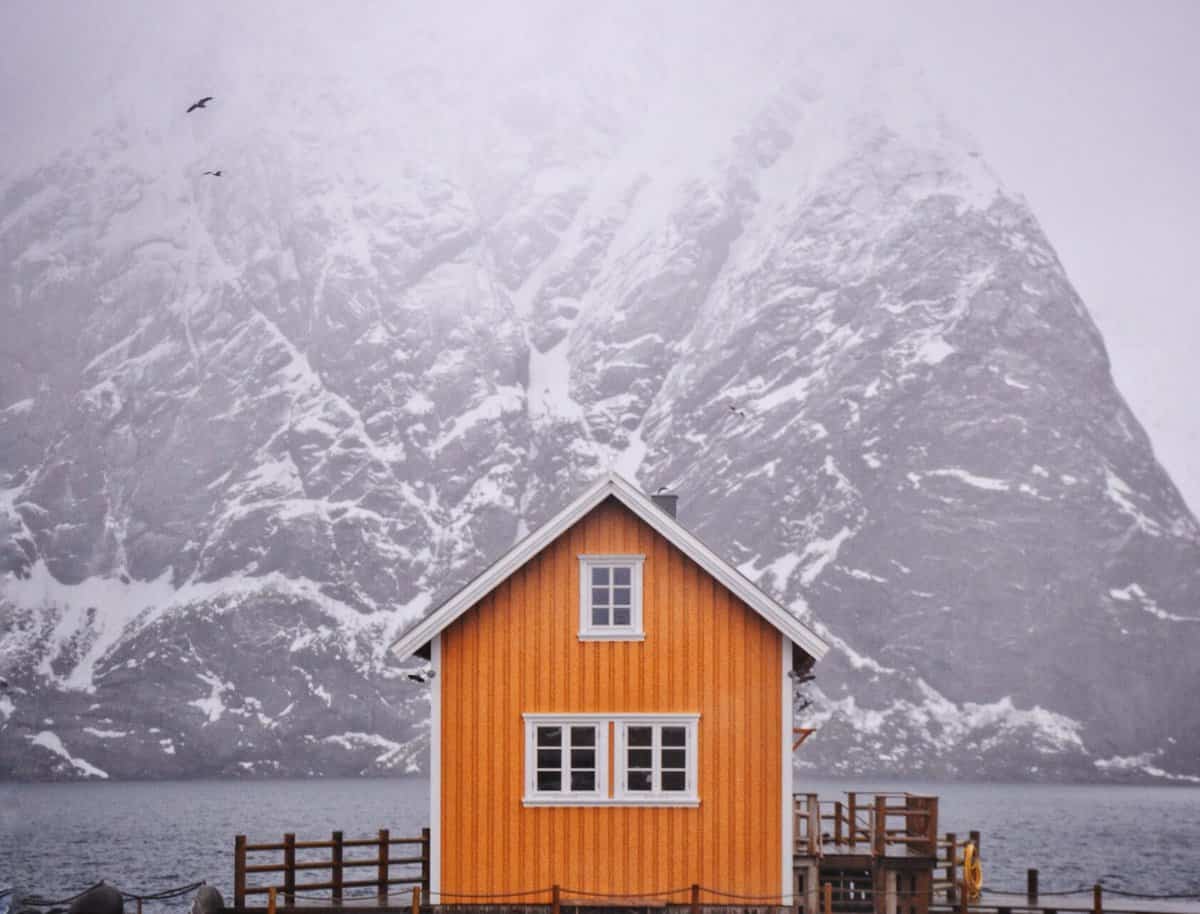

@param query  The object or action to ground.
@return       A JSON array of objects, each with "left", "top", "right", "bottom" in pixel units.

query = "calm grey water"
[{"left": 3, "top": 778, "right": 1200, "bottom": 910}]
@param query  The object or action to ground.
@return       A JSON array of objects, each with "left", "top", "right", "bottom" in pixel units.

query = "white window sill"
[
  {"left": 578, "top": 631, "right": 645, "bottom": 642},
  {"left": 523, "top": 796, "right": 700, "bottom": 808}
]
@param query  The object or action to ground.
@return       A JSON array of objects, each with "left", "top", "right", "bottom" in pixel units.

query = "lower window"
[
  {"left": 523, "top": 714, "right": 699, "bottom": 806},
  {"left": 616, "top": 718, "right": 698, "bottom": 802},
  {"left": 524, "top": 718, "right": 607, "bottom": 802}
]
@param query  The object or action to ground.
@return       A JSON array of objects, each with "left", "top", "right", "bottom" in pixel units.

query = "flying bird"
[
  {"left": 202, "top": 170, "right": 223, "bottom": 177},
  {"left": 728, "top": 403, "right": 748, "bottom": 419},
  {"left": 186, "top": 96, "right": 214, "bottom": 113}
]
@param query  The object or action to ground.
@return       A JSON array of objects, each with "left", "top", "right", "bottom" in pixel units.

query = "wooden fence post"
[
  {"left": 284, "top": 833, "right": 296, "bottom": 907},
  {"left": 1093, "top": 885, "right": 1102, "bottom": 914},
  {"left": 873, "top": 796, "right": 886, "bottom": 856},
  {"left": 848, "top": 794, "right": 858, "bottom": 849},
  {"left": 268, "top": 887, "right": 277, "bottom": 914},
  {"left": 411, "top": 886, "right": 420, "bottom": 914},
  {"left": 946, "top": 833, "right": 957, "bottom": 904},
  {"left": 378, "top": 829, "right": 390, "bottom": 903},
  {"left": 234, "top": 835, "right": 247, "bottom": 910},
  {"left": 421, "top": 827, "right": 432, "bottom": 895},
  {"left": 834, "top": 801, "right": 844, "bottom": 846},
  {"left": 552, "top": 884, "right": 562, "bottom": 914},
  {"left": 969, "top": 830, "right": 981, "bottom": 857},
  {"left": 332, "top": 830, "right": 344, "bottom": 903},
  {"left": 1027, "top": 870, "right": 1039, "bottom": 903},
  {"left": 691, "top": 883, "right": 700, "bottom": 914},
  {"left": 823, "top": 881, "right": 832, "bottom": 914}
]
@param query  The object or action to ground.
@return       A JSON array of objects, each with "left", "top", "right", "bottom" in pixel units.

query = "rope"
[
  {"left": 561, "top": 887, "right": 692, "bottom": 900},
  {"left": 14, "top": 881, "right": 205, "bottom": 907},
  {"left": 17, "top": 883, "right": 108, "bottom": 907}
]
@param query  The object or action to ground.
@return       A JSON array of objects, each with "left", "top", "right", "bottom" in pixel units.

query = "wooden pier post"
[
  {"left": 411, "top": 886, "right": 420, "bottom": 914},
  {"left": 378, "top": 829, "right": 390, "bottom": 903},
  {"left": 552, "top": 884, "right": 562, "bottom": 914},
  {"left": 691, "top": 883, "right": 700, "bottom": 914},
  {"left": 835, "top": 801, "right": 844, "bottom": 846},
  {"left": 946, "top": 833, "right": 957, "bottom": 904},
  {"left": 969, "top": 831, "right": 981, "bottom": 856},
  {"left": 284, "top": 833, "right": 296, "bottom": 907},
  {"left": 873, "top": 795, "right": 886, "bottom": 856},
  {"left": 234, "top": 835, "right": 247, "bottom": 910},
  {"left": 805, "top": 864, "right": 820, "bottom": 914},
  {"left": 823, "top": 882, "right": 833, "bottom": 914},
  {"left": 267, "top": 887, "right": 276, "bottom": 914},
  {"left": 1093, "top": 885, "right": 1103, "bottom": 914},
  {"left": 848, "top": 793, "right": 858, "bottom": 849},
  {"left": 420, "top": 827, "right": 431, "bottom": 895},
  {"left": 332, "top": 830, "right": 344, "bottom": 903},
  {"left": 1027, "top": 869, "right": 1039, "bottom": 903}
]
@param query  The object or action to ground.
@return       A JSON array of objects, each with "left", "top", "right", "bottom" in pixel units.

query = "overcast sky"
[{"left": 2, "top": 1, "right": 1198, "bottom": 511}]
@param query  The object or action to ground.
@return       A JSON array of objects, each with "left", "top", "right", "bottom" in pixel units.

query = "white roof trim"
[{"left": 389, "top": 471, "right": 829, "bottom": 662}]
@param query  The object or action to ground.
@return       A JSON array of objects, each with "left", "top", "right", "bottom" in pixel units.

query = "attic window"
[{"left": 578, "top": 555, "right": 645, "bottom": 640}]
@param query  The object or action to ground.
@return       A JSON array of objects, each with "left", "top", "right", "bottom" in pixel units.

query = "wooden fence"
[
  {"left": 794, "top": 793, "right": 940, "bottom": 858},
  {"left": 233, "top": 829, "right": 431, "bottom": 909}
]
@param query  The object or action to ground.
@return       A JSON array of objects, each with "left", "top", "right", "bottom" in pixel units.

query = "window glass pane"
[
  {"left": 570, "top": 726, "right": 595, "bottom": 746},
  {"left": 628, "top": 748, "right": 653, "bottom": 769},
  {"left": 592, "top": 606, "right": 609, "bottom": 626},
  {"left": 537, "top": 748, "right": 561, "bottom": 768},
  {"left": 571, "top": 771, "right": 596, "bottom": 791},
  {"left": 628, "top": 770, "right": 653, "bottom": 791},
  {"left": 591, "top": 566, "right": 610, "bottom": 585},
  {"left": 628, "top": 726, "right": 653, "bottom": 746},
  {"left": 537, "top": 770, "right": 562, "bottom": 792},
  {"left": 537, "top": 726, "right": 562, "bottom": 747},
  {"left": 571, "top": 748, "right": 595, "bottom": 769},
  {"left": 661, "top": 749, "right": 686, "bottom": 769},
  {"left": 612, "top": 586, "right": 631, "bottom": 606},
  {"left": 661, "top": 726, "right": 687, "bottom": 746},
  {"left": 591, "top": 587, "right": 609, "bottom": 607},
  {"left": 662, "top": 771, "right": 687, "bottom": 792},
  {"left": 614, "top": 567, "right": 631, "bottom": 586},
  {"left": 612, "top": 607, "right": 631, "bottom": 626}
]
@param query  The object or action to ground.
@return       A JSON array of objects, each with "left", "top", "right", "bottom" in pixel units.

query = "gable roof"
[{"left": 389, "top": 470, "right": 830, "bottom": 662}]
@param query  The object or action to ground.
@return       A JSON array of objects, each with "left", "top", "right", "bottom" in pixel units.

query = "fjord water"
[{"left": 3, "top": 778, "right": 1200, "bottom": 909}]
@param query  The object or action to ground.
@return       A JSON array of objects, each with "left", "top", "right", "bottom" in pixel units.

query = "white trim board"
[
  {"left": 429, "top": 635, "right": 441, "bottom": 895},
  {"left": 390, "top": 471, "right": 829, "bottom": 661},
  {"left": 781, "top": 633, "right": 794, "bottom": 899}
]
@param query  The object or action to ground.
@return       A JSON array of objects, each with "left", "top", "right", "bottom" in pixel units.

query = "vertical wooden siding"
[{"left": 440, "top": 497, "right": 783, "bottom": 901}]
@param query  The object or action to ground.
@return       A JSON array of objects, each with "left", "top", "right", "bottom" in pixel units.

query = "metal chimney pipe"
[{"left": 651, "top": 493, "right": 678, "bottom": 518}]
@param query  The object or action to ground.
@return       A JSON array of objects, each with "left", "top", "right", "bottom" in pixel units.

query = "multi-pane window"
[
  {"left": 524, "top": 718, "right": 607, "bottom": 802},
  {"left": 578, "top": 555, "right": 644, "bottom": 639},
  {"left": 617, "top": 720, "right": 696, "bottom": 800},
  {"left": 523, "top": 714, "right": 697, "bottom": 806}
]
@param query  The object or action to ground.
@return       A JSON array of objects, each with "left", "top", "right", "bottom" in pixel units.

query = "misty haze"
[{"left": 2, "top": 2, "right": 1200, "bottom": 907}]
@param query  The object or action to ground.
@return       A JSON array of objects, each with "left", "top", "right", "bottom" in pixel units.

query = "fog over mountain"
[{"left": 2, "top": 3, "right": 1199, "bottom": 783}]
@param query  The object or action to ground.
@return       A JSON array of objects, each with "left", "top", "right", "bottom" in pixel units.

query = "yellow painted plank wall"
[{"left": 439, "top": 497, "right": 783, "bottom": 901}]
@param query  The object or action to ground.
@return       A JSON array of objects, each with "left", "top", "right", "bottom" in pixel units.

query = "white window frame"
[
  {"left": 522, "top": 715, "right": 610, "bottom": 806},
  {"left": 613, "top": 714, "right": 699, "bottom": 806},
  {"left": 578, "top": 554, "right": 645, "bottom": 641}
]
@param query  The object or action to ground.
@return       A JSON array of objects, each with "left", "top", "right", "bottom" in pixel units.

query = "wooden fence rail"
[{"left": 234, "top": 828, "right": 431, "bottom": 909}]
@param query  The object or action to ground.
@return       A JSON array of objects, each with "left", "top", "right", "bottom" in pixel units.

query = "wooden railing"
[
  {"left": 934, "top": 830, "right": 982, "bottom": 903},
  {"left": 233, "top": 829, "right": 431, "bottom": 909},
  {"left": 794, "top": 792, "right": 940, "bottom": 859}
]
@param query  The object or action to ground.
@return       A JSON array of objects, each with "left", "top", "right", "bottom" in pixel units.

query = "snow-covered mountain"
[{"left": 2, "top": 6, "right": 1199, "bottom": 782}]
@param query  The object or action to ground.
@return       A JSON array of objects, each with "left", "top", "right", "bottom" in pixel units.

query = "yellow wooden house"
[{"left": 390, "top": 471, "right": 829, "bottom": 904}]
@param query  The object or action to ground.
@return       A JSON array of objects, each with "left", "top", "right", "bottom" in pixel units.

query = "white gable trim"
[{"left": 389, "top": 471, "right": 829, "bottom": 662}]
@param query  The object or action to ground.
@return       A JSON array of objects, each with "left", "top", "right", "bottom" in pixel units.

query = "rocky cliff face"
[{"left": 2, "top": 10, "right": 1198, "bottom": 782}]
